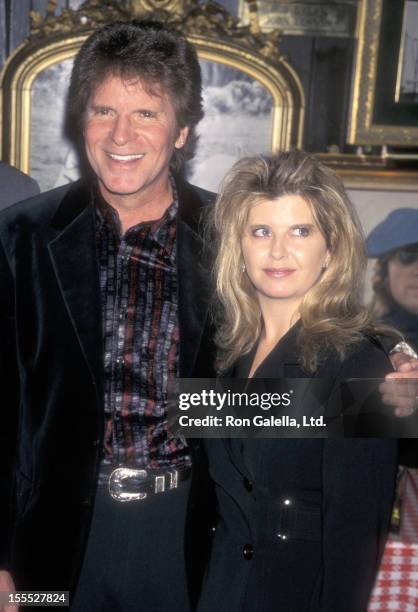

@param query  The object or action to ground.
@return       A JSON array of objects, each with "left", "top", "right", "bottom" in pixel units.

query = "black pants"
[{"left": 71, "top": 481, "right": 191, "bottom": 612}]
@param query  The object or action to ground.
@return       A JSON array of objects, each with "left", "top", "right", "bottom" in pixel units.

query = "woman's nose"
[{"left": 270, "top": 235, "right": 287, "bottom": 259}]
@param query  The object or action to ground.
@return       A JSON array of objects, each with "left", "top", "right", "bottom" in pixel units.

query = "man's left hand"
[{"left": 379, "top": 353, "right": 418, "bottom": 417}]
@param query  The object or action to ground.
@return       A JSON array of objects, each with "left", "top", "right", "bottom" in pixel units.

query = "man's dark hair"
[{"left": 67, "top": 20, "right": 203, "bottom": 170}]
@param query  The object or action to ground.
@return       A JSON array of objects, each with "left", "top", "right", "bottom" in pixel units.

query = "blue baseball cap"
[{"left": 366, "top": 208, "right": 418, "bottom": 258}]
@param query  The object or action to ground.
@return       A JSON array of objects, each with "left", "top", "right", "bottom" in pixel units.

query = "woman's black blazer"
[{"left": 199, "top": 332, "right": 398, "bottom": 612}]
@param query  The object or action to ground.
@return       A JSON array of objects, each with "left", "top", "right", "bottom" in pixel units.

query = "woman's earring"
[{"left": 242, "top": 263, "right": 246, "bottom": 272}]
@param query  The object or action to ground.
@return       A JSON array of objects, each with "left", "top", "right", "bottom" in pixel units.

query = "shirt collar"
[{"left": 94, "top": 176, "right": 178, "bottom": 247}]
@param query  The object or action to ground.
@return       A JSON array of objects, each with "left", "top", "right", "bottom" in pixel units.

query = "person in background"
[
  {"left": 367, "top": 209, "right": 418, "bottom": 542},
  {"left": 0, "top": 161, "right": 39, "bottom": 209},
  {"left": 367, "top": 208, "right": 418, "bottom": 353}
]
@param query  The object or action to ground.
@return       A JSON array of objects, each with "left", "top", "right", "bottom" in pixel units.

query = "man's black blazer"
[{"left": 0, "top": 176, "right": 216, "bottom": 598}]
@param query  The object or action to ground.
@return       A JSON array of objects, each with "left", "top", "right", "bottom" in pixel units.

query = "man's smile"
[{"left": 106, "top": 152, "right": 145, "bottom": 162}]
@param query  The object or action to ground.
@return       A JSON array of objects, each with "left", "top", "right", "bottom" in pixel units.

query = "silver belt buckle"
[
  {"left": 108, "top": 467, "right": 148, "bottom": 502},
  {"left": 154, "top": 469, "right": 179, "bottom": 493}
]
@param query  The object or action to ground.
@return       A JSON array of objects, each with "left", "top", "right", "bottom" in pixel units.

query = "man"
[
  {"left": 0, "top": 161, "right": 39, "bottom": 209},
  {"left": 0, "top": 19, "right": 417, "bottom": 612},
  {"left": 0, "top": 21, "right": 214, "bottom": 611}
]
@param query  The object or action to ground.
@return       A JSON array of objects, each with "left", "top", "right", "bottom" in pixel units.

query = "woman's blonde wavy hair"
[{"left": 211, "top": 150, "right": 380, "bottom": 373}]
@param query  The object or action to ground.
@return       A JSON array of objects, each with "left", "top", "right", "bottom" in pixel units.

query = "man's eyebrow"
[
  {"left": 89, "top": 103, "right": 113, "bottom": 110},
  {"left": 134, "top": 106, "right": 165, "bottom": 114}
]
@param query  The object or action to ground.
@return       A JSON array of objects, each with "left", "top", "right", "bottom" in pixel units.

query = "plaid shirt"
[{"left": 95, "top": 187, "right": 190, "bottom": 485}]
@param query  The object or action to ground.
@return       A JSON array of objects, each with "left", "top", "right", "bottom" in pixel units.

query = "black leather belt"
[{"left": 107, "top": 466, "right": 192, "bottom": 502}]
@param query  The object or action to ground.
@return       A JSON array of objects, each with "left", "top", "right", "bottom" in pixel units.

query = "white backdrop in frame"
[
  {"left": 189, "top": 60, "right": 273, "bottom": 191},
  {"left": 31, "top": 58, "right": 75, "bottom": 191},
  {"left": 30, "top": 57, "right": 274, "bottom": 193}
]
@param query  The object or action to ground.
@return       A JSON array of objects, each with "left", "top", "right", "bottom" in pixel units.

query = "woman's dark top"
[{"left": 198, "top": 327, "right": 397, "bottom": 612}]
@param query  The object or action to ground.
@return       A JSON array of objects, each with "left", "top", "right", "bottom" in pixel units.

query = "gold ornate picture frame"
[
  {"left": 0, "top": 0, "right": 304, "bottom": 192},
  {"left": 348, "top": 0, "right": 418, "bottom": 146}
]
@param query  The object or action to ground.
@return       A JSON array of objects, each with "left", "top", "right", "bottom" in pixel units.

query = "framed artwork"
[
  {"left": 238, "top": 0, "right": 357, "bottom": 38},
  {"left": 0, "top": 15, "right": 304, "bottom": 193},
  {"left": 348, "top": 0, "right": 418, "bottom": 146}
]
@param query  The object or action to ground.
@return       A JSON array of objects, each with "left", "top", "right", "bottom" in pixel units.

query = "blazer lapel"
[
  {"left": 222, "top": 437, "right": 256, "bottom": 482},
  {"left": 207, "top": 439, "right": 255, "bottom": 530},
  {"left": 48, "top": 182, "right": 103, "bottom": 392},
  {"left": 175, "top": 177, "right": 215, "bottom": 377}
]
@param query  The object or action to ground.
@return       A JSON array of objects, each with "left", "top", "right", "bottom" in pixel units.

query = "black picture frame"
[{"left": 373, "top": 0, "right": 418, "bottom": 126}]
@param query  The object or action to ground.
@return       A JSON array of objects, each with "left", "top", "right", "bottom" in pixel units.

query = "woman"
[{"left": 198, "top": 151, "right": 398, "bottom": 612}]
